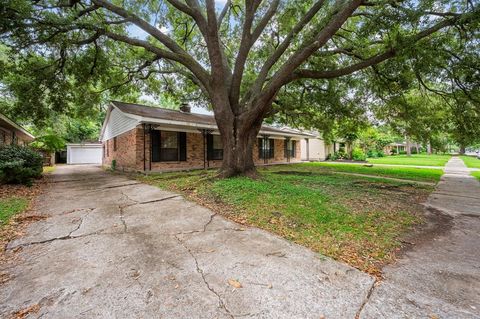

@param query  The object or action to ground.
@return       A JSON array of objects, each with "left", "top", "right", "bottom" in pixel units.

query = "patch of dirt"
[
  {"left": 394, "top": 206, "right": 454, "bottom": 260},
  {"left": 274, "top": 170, "right": 315, "bottom": 176},
  {"left": 351, "top": 180, "right": 423, "bottom": 194}
]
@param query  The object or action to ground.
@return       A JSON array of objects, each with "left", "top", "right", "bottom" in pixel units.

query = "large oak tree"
[{"left": 1, "top": 0, "right": 478, "bottom": 176}]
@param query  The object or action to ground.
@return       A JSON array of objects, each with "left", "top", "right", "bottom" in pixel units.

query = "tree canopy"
[{"left": 1, "top": 0, "right": 479, "bottom": 174}]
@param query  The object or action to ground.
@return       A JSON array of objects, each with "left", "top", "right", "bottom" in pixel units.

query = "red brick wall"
[
  {"left": 0, "top": 127, "right": 30, "bottom": 146},
  {"left": 253, "top": 138, "right": 301, "bottom": 165},
  {"left": 103, "top": 125, "right": 302, "bottom": 172},
  {"left": 103, "top": 128, "right": 138, "bottom": 171},
  {"left": 146, "top": 131, "right": 222, "bottom": 171}
]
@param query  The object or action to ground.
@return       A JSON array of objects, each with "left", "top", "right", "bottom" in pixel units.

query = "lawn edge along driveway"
[
  {"left": 139, "top": 163, "right": 437, "bottom": 276},
  {"left": 1, "top": 165, "right": 375, "bottom": 319}
]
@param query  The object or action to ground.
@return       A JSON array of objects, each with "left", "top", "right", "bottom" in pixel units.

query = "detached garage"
[{"left": 67, "top": 143, "right": 103, "bottom": 164}]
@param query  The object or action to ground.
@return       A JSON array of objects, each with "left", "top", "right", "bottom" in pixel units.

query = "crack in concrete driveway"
[{"left": 1, "top": 165, "right": 374, "bottom": 318}]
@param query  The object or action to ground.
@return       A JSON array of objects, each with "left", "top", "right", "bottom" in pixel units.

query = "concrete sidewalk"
[
  {"left": 360, "top": 157, "right": 480, "bottom": 318},
  {"left": 1, "top": 165, "right": 374, "bottom": 318}
]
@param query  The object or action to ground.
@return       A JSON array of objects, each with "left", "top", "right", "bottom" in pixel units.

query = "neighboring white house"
[
  {"left": 66, "top": 143, "right": 103, "bottom": 164},
  {"left": 301, "top": 136, "right": 328, "bottom": 161},
  {"left": 300, "top": 132, "right": 340, "bottom": 161}
]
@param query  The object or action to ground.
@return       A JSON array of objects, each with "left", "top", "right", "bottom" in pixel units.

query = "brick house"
[
  {"left": 99, "top": 101, "right": 315, "bottom": 172},
  {"left": 0, "top": 112, "right": 35, "bottom": 146}
]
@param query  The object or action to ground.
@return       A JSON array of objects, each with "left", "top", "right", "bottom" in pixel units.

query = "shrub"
[
  {"left": 376, "top": 150, "right": 385, "bottom": 157},
  {"left": 367, "top": 150, "right": 377, "bottom": 158},
  {"left": 0, "top": 145, "right": 43, "bottom": 186},
  {"left": 330, "top": 150, "right": 348, "bottom": 161},
  {"left": 111, "top": 159, "right": 117, "bottom": 171},
  {"left": 352, "top": 148, "right": 366, "bottom": 161}
]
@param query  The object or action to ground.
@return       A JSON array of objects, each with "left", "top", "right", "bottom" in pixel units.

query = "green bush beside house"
[{"left": 0, "top": 145, "right": 43, "bottom": 186}]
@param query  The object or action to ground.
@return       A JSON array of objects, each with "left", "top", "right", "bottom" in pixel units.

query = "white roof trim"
[
  {"left": 99, "top": 104, "right": 113, "bottom": 141},
  {"left": 67, "top": 143, "right": 102, "bottom": 147}
]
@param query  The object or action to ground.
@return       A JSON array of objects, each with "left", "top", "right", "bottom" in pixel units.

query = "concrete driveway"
[{"left": 1, "top": 165, "right": 374, "bottom": 318}]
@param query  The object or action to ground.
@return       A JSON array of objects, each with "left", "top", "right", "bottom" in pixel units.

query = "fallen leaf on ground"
[
  {"left": 10, "top": 304, "right": 40, "bottom": 319},
  {"left": 228, "top": 279, "right": 242, "bottom": 288}
]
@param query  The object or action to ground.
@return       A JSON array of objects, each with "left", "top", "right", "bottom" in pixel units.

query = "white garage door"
[{"left": 67, "top": 144, "right": 102, "bottom": 164}]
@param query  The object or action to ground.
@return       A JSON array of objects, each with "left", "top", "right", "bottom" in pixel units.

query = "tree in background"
[
  {"left": 357, "top": 126, "right": 396, "bottom": 155},
  {"left": 1, "top": 0, "right": 478, "bottom": 176},
  {"left": 449, "top": 96, "right": 480, "bottom": 154}
]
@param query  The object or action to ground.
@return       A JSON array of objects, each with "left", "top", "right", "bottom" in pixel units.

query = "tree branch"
[
  {"left": 257, "top": 0, "right": 363, "bottom": 107},
  {"left": 289, "top": 15, "right": 470, "bottom": 82},
  {"left": 247, "top": 0, "right": 327, "bottom": 101},
  {"left": 230, "top": 0, "right": 280, "bottom": 107},
  {"left": 90, "top": 0, "right": 211, "bottom": 93},
  {"left": 217, "top": 0, "right": 231, "bottom": 29}
]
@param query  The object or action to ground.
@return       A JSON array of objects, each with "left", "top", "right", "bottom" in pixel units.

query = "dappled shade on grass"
[
  {"left": 367, "top": 154, "right": 451, "bottom": 167},
  {"left": 138, "top": 164, "right": 436, "bottom": 275}
]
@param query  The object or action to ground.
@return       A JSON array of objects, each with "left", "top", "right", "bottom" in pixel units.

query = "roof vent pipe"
[{"left": 180, "top": 102, "right": 191, "bottom": 113}]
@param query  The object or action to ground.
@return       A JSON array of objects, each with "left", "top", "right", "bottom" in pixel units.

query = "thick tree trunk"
[
  {"left": 427, "top": 143, "right": 432, "bottom": 155},
  {"left": 214, "top": 102, "right": 263, "bottom": 178},
  {"left": 459, "top": 145, "right": 466, "bottom": 155},
  {"left": 406, "top": 138, "right": 412, "bottom": 156}
]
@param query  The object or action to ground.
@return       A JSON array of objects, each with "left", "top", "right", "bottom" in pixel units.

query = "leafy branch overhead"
[{"left": 1, "top": 0, "right": 479, "bottom": 175}]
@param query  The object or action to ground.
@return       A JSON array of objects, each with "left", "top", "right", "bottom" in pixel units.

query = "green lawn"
[
  {"left": 43, "top": 166, "right": 56, "bottom": 174},
  {"left": 367, "top": 154, "right": 451, "bottom": 167},
  {"left": 472, "top": 171, "right": 480, "bottom": 181},
  {"left": 138, "top": 164, "right": 436, "bottom": 275},
  {"left": 0, "top": 197, "right": 29, "bottom": 227},
  {"left": 460, "top": 155, "right": 480, "bottom": 169},
  {"left": 298, "top": 162, "right": 443, "bottom": 183}
]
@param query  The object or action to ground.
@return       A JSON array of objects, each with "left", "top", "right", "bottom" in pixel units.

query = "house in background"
[
  {"left": 384, "top": 141, "right": 422, "bottom": 155},
  {"left": 0, "top": 112, "right": 35, "bottom": 146},
  {"left": 99, "top": 101, "right": 315, "bottom": 172},
  {"left": 300, "top": 133, "right": 343, "bottom": 161}
]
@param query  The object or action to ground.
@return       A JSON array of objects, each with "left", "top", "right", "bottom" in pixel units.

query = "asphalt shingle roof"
[{"left": 111, "top": 101, "right": 314, "bottom": 138}]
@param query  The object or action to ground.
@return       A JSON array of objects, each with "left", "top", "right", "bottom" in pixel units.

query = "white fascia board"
[
  {"left": 138, "top": 115, "right": 314, "bottom": 139},
  {"left": 99, "top": 103, "right": 113, "bottom": 141},
  {"left": 100, "top": 124, "right": 140, "bottom": 142},
  {"left": 258, "top": 131, "right": 313, "bottom": 139},
  {"left": 151, "top": 125, "right": 219, "bottom": 134},
  {"left": 67, "top": 143, "right": 103, "bottom": 147},
  {"left": 139, "top": 116, "right": 218, "bottom": 130},
  {"left": 100, "top": 105, "right": 141, "bottom": 142}
]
